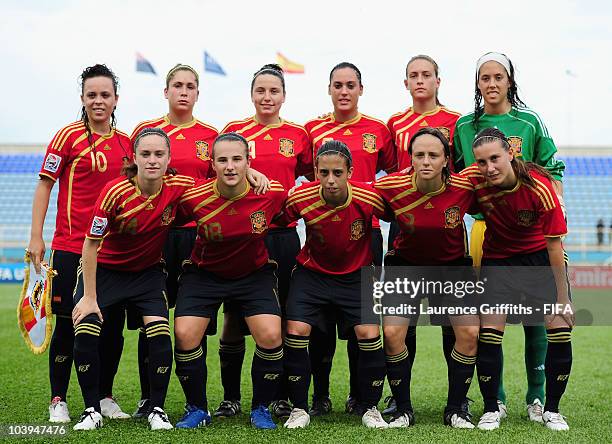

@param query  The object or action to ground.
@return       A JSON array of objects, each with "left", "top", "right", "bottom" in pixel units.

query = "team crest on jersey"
[
  {"left": 161, "top": 205, "right": 174, "bottom": 226},
  {"left": 43, "top": 153, "right": 61, "bottom": 173},
  {"left": 507, "top": 136, "right": 523, "bottom": 155},
  {"left": 90, "top": 216, "right": 108, "bottom": 236},
  {"left": 362, "top": 133, "right": 377, "bottom": 153},
  {"left": 278, "top": 138, "right": 295, "bottom": 157},
  {"left": 195, "top": 141, "right": 211, "bottom": 161},
  {"left": 350, "top": 219, "right": 365, "bottom": 240},
  {"left": 436, "top": 127, "right": 451, "bottom": 141},
  {"left": 444, "top": 206, "right": 461, "bottom": 229},
  {"left": 250, "top": 210, "right": 268, "bottom": 234},
  {"left": 517, "top": 210, "right": 537, "bottom": 227}
]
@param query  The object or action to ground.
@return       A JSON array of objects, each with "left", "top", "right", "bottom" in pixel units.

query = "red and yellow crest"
[
  {"left": 279, "top": 138, "right": 295, "bottom": 157},
  {"left": 362, "top": 133, "right": 377, "bottom": 153},
  {"left": 195, "top": 141, "right": 210, "bottom": 161},
  {"left": 436, "top": 126, "right": 451, "bottom": 141},
  {"left": 444, "top": 206, "right": 461, "bottom": 229},
  {"left": 507, "top": 136, "right": 523, "bottom": 155},
  {"left": 350, "top": 219, "right": 365, "bottom": 240},
  {"left": 250, "top": 210, "right": 268, "bottom": 234},
  {"left": 161, "top": 205, "right": 174, "bottom": 226},
  {"left": 517, "top": 210, "right": 537, "bottom": 227}
]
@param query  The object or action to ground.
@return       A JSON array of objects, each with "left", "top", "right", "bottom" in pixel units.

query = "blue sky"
[{"left": 1, "top": 0, "right": 610, "bottom": 146}]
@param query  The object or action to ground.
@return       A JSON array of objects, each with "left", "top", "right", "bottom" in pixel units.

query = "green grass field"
[{"left": 1, "top": 284, "right": 610, "bottom": 443}]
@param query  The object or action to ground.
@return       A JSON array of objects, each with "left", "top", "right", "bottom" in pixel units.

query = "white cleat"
[
  {"left": 49, "top": 396, "right": 70, "bottom": 423},
  {"left": 477, "top": 411, "right": 501, "bottom": 431},
  {"left": 100, "top": 397, "right": 130, "bottom": 419},
  {"left": 362, "top": 407, "right": 388, "bottom": 429},
  {"left": 543, "top": 411, "right": 569, "bottom": 431},
  {"left": 527, "top": 398, "right": 544, "bottom": 423},
  {"left": 148, "top": 407, "right": 173, "bottom": 430},
  {"left": 73, "top": 407, "right": 103, "bottom": 431},
  {"left": 445, "top": 412, "right": 475, "bottom": 429},
  {"left": 388, "top": 411, "right": 414, "bottom": 428},
  {"left": 497, "top": 400, "right": 508, "bottom": 420},
  {"left": 283, "top": 408, "right": 310, "bottom": 429}
]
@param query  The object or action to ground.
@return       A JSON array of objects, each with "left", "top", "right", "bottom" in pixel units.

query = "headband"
[
  {"left": 316, "top": 149, "right": 351, "bottom": 160},
  {"left": 473, "top": 135, "right": 509, "bottom": 148},
  {"left": 476, "top": 52, "right": 511, "bottom": 76}
]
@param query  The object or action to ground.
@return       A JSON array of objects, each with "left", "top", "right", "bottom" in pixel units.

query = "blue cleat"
[
  {"left": 175, "top": 404, "right": 211, "bottom": 429},
  {"left": 250, "top": 405, "right": 277, "bottom": 429}
]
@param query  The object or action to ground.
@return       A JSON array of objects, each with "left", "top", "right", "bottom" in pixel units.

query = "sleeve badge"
[{"left": 43, "top": 153, "right": 62, "bottom": 173}]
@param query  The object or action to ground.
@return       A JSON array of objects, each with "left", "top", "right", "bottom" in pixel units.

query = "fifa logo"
[
  {"left": 264, "top": 373, "right": 280, "bottom": 380},
  {"left": 371, "top": 379, "right": 384, "bottom": 387},
  {"left": 389, "top": 379, "right": 402, "bottom": 386},
  {"left": 55, "top": 355, "right": 68, "bottom": 363},
  {"left": 479, "top": 375, "right": 491, "bottom": 382},
  {"left": 157, "top": 367, "right": 169, "bottom": 374},
  {"left": 557, "top": 374, "right": 569, "bottom": 381},
  {"left": 78, "top": 364, "right": 90, "bottom": 372},
  {"left": 288, "top": 376, "right": 301, "bottom": 382}
]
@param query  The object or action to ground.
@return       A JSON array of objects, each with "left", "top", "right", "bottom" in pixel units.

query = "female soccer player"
[
  {"left": 453, "top": 52, "right": 566, "bottom": 422},
  {"left": 173, "top": 133, "right": 286, "bottom": 430},
  {"left": 375, "top": 127, "right": 479, "bottom": 428},
  {"left": 71, "top": 128, "right": 195, "bottom": 431},
  {"left": 215, "top": 64, "right": 312, "bottom": 419},
  {"left": 29, "top": 64, "right": 130, "bottom": 423},
  {"left": 462, "top": 128, "right": 572, "bottom": 431},
  {"left": 282, "top": 140, "right": 389, "bottom": 429},
  {"left": 305, "top": 62, "right": 396, "bottom": 415}
]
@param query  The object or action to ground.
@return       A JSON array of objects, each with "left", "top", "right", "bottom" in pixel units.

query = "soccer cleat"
[
  {"left": 497, "top": 400, "right": 508, "bottom": 420},
  {"left": 271, "top": 399, "right": 293, "bottom": 418},
  {"left": 309, "top": 396, "right": 332, "bottom": 416},
  {"left": 148, "top": 407, "right": 173, "bottom": 430},
  {"left": 460, "top": 397, "right": 473, "bottom": 420},
  {"left": 543, "top": 411, "right": 569, "bottom": 431},
  {"left": 444, "top": 411, "right": 475, "bottom": 429},
  {"left": 175, "top": 404, "right": 211, "bottom": 429},
  {"left": 362, "top": 407, "right": 389, "bottom": 429},
  {"left": 73, "top": 407, "right": 103, "bottom": 431},
  {"left": 49, "top": 396, "right": 70, "bottom": 423},
  {"left": 100, "top": 396, "right": 130, "bottom": 419},
  {"left": 250, "top": 405, "right": 277, "bottom": 429},
  {"left": 388, "top": 411, "right": 415, "bottom": 428},
  {"left": 132, "top": 399, "right": 151, "bottom": 419},
  {"left": 477, "top": 411, "right": 501, "bottom": 430},
  {"left": 344, "top": 395, "right": 365, "bottom": 415},
  {"left": 527, "top": 398, "right": 544, "bottom": 423},
  {"left": 213, "top": 400, "right": 242, "bottom": 418},
  {"left": 381, "top": 395, "right": 397, "bottom": 415},
  {"left": 283, "top": 408, "right": 310, "bottom": 429}
]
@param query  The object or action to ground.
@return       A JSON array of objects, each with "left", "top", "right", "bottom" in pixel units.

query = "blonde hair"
[{"left": 166, "top": 63, "right": 199, "bottom": 88}]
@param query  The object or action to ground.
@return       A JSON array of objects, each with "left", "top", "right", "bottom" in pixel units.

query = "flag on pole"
[
  {"left": 276, "top": 52, "right": 305, "bottom": 74},
  {"left": 204, "top": 51, "right": 226, "bottom": 76},
  {"left": 136, "top": 52, "right": 156, "bottom": 74}
]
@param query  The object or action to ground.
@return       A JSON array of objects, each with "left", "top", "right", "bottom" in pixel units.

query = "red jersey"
[
  {"left": 374, "top": 172, "right": 477, "bottom": 264},
  {"left": 460, "top": 165, "right": 567, "bottom": 259},
  {"left": 277, "top": 181, "right": 389, "bottom": 275},
  {"left": 131, "top": 115, "right": 218, "bottom": 179},
  {"left": 305, "top": 113, "right": 395, "bottom": 228},
  {"left": 179, "top": 179, "right": 286, "bottom": 279},
  {"left": 86, "top": 175, "right": 195, "bottom": 271},
  {"left": 222, "top": 117, "right": 313, "bottom": 229},
  {"left": 387, "top": 106, "right": 461, "bottom": 170},
  {"left": 39, "top": 121, "right": 131, "bottom": 255}
]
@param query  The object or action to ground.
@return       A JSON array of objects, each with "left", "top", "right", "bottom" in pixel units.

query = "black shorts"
[
  {"left": 264, "top": 227, "right": 301, "bottom": 306},
  {"left": 287, "top": 265, "right": 379, "bottom": 334},
  {"left": 49, "top": 250, "right": 80, "bottom": 316},
  {"left": 163, "top": 227, "right": 197, "bottom": 308},
  {"left": 371, "top": 228, "right": 383, "bottom": 267},
  {"left": 387, "top": 220, "right": 400, "bottom": 254},
  {"left": 382, "top": 253, "right": 476, "bottom": 326},
  {"left": 73, "top": 263, "right": 169, "bottom": 321},
  {"left": 175, "top": 262, "right": 281, "bottom": 320}
]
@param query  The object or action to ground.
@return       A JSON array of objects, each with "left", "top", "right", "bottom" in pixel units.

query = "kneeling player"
[
  {"left": 173, "top": 133, "right": 286, "bottom": 430},
  {"left": 281, "top": 141, "right": 389, "bottom": 429},
  {"left": 71, "top": 128, "right": 194, "bottom": 431}
]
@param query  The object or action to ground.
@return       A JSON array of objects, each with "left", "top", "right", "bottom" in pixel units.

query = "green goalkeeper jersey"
[{"left": 453, "top": 106, "right": 565, "bottom": 220}]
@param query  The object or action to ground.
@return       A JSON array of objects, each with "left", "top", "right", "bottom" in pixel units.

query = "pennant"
[
  {"left": 17, "top": 251, "right": 56, "bottom": 354},
  {"left": 204, "top": 51, "right": 226, "bottom": 76},
  {"left": 136, "top": 52, "right": 156, "bottom": 75},
  {"left": 276, "top": 52, "right": 305, "bottom": 74}
]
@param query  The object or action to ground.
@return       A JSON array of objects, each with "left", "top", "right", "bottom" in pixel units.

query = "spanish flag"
[{"left": 276, "top": 52, "right": 305, "bottom": 74}]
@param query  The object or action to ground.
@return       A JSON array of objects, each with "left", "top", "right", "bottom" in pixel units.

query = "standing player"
[
  {"left": 305, "top": 62, "right": 396, "bottom": 414},
  {"left": 462, "top": 128, "right": 572, "bottom": 431},
  {"left": 453, "top": 52, "right": 566, "bottom": 422},
  {"left": 214, "top": 64, "right": 312, "bottom": 419},
  {"left": 28, "top": 64, "right": 130, "bottom": 423},
  {"left": 173, "top": 133, "right": 286, "bottom": 430},
  {"left": 383, "top": 55, "right": 462, "bottom": 415},
  {"left": 281, "top": 141, "right": 389, "bottom": 429},
  {"left": 71, "top": 128, "right": 195, "bottom": 431},
  {"left": 375, "top": 127, "right": 479, "bottom": 428}
]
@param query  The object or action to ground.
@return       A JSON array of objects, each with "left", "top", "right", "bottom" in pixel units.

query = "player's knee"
[
  {"left": 454, "top": 326, "right": 479, "bottom": 355},
  {"left": 174, "top": 319, "right": 201, "bottom": 349},
  {"left": 254, "top": 326, "right": 282, "bottom": 349},
  {"left": 286, "top": 321, "right": 311, "bottom": 337},
  {"left": 354, "top": 324, "right": 380, "bottom": 340},
  {"left": 383, "top": 325, "right": 406, "bottom": 354}
]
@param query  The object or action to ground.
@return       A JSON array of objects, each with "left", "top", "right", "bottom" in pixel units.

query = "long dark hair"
[
  {"left": 472, "top": 127, "right": 553, "bottom": 187},
  {"left": 408, "top": 127, "right": 451, "bottom": 184}
]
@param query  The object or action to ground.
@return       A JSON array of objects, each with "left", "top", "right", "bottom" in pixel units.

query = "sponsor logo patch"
[
  {"left": 43, "top": 153, "right": 61, "bottom": 173},
  {"left": 90, "top": 216, "right": 108, "bottom": 236}
]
